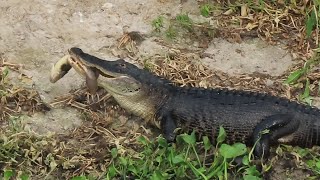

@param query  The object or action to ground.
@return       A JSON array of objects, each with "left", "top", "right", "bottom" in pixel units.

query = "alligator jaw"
[
  {"left": 68, "top": 47, "right": 124, "bottom": 78},
  {"left": 50, "top": 54, "right": 99, "bottom": 93},
  {"left": 97, "top": 75, "right": 141, "bottom": 96},
  {"left": 97, "top": 75, "right": 160, "bottom": 124},
  {"left": 52, "top": 48, "right": 165, "bottom": 126},
  {"left": 51, "top": 48, "right": 127, "bottom": 94}
]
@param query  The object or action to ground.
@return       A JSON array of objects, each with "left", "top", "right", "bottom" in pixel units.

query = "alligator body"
[{"left": 51, "top": 48, "right": 320, "bottom": 158}]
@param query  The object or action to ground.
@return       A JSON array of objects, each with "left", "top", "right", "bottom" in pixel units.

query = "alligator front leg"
[
  {"left": 160, "top": 113, "right": 177, "bottom": 142},
  {"left": 253, "top": 114, "right": 300, "bottom": 158},
  {"left": 85, "top": 69, "right": 99, "bottom": 94}
]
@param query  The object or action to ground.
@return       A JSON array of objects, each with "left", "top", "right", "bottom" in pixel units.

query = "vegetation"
[
  {"left": 284, "top": 54, "right": 320, "bottom": 105},
  {"left": 106, "top": 127, "right": 261, "bottom": 180}
]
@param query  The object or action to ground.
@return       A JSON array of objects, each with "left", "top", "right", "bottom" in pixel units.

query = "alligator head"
[
  {"left": 51, "top": 47, "right": 170, "bottom": 125},
  {"left": 67, "top": 47, "right": 171, "bottom": 88}
]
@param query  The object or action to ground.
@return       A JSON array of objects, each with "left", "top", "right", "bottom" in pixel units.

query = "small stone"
[{"left": 266, "top": 79, "right": 274, "bottom": 87}]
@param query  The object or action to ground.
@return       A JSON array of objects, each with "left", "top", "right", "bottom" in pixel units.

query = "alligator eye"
[{"left": 119, "top": 63, "right": 126, "bottom": 68}]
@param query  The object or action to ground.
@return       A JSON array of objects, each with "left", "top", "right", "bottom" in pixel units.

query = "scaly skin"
[{"left": 51, "top": 47, "right": 320, "bottom": 158}]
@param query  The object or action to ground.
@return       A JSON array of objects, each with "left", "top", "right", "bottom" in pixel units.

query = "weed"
[
  {"left": 299, "top": 79, "right": 313, "bottom": 105},
  {"left": 141, "top": 58, "right": 155, "bottom": 71},
  {"left": 7, "top": 115, "right": 25, "bottom": 132},
  {"left": 0, "top": 66, "right": 9, "bottom": 96},
  {"left": 1, "top": 170, "right": 30, "bottom": 180},
  {"left": 1, "top": 66, "right": 9, "bottom": 81},
  {"left": 165, "top": 25, "right": 177, "bottom": 39},
  {"left": 286, "top": 54, "right": 320, "bottom": 81},
  {"left": 152, "top": 16, "right": 164, "bottom": 32},
  {"left": 200, "top": 4, "right": 213, "bottom": 17},
  {"left": 305, "top": 1, "right": 320, "bottom": 45},
  {"left": 105, "top": 127, "right": 262, "bottom": 180},
  {"left": 284, "top": 53, "right": 320, "bottom": 104},
  {"left": 306, "top": 7, "right": 318, "bottom": 38},
  {"left": 151, "top": 12, "right": 215, "bottom": 43},
  {"left": 279, "top": 145, "right": 320, "bottom": 177},
  {"left": 175, "top": 13, "right": 193, "bottom": 31},
  {"left": 2, "top": 169, "right": 13, "bottom": 180}
]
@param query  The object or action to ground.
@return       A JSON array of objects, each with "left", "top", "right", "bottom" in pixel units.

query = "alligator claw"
[{"left": 86, "top": 92, "right": 100, "bottom": 104}]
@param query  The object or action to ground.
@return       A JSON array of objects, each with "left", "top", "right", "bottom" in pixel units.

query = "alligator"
[{"left": 50, "top": 47, "right": 320, "bottom": 158}]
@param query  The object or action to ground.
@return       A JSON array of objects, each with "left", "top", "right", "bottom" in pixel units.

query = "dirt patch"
[
  {"left": 201, "top": 38, "right": 294, "bottom": 76},
  {"left": 23, "top": 108, "right": 82, "bottom": 135}
]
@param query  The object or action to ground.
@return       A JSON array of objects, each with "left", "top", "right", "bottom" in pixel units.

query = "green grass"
[
  {"left": 152, "top": 16, "right": 164, "bottom": 32},
  {"left": 104, "top": 127, "right": 262, "bottom": 180},
  {"left": 305, "top": 1, "right": 320, "bottom": 40},
  {"left": 0, "top": 66, "right": 9, "bottom": 96},
  {"left": 175, "top": 13, "right": 193, "bottom": 31},
  {"left": 284, "top": 53, "right": 320, "bottom": 105},
  {"left": 280, "top": 145, "right": 320, "bottom": 175},
  {"left": 165, "top": 25, "right": 177, "bottom": 39},
  {"left": 151, "top": 13, "right": 207, "bottom": 40},
  {"left": 1, "top": 169, "right": 30, "bottom": 180},
  {"left": 200, "top": 4, "right": 213, "bottom": 17}
]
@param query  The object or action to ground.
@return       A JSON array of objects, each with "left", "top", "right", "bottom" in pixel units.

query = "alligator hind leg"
[
  {"left": 160, "top": 113, "right": 177, "bottom": 142},
  {"left": 253, "top": 114, "right": 300, "bottom": 158}
]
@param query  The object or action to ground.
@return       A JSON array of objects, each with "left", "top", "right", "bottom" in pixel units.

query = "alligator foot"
[{"left": 253, "top": 114, "right": 300, "bottom": 159}]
